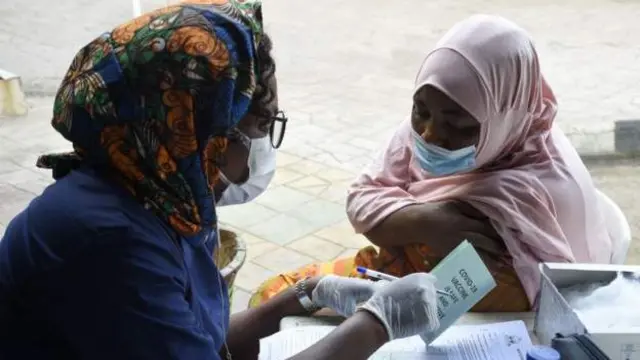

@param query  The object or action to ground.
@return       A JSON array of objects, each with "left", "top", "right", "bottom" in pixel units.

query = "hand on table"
[
  {"left": 358, "top": 273, "right": 440, "bottom": 340},
  {"left": 311, "top": 275, "right": 386, "bottom": 317}
]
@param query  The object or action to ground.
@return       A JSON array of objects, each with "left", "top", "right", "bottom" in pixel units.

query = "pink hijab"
[{"left": 346, "top": 15, "right": 613, "bottom": 305}]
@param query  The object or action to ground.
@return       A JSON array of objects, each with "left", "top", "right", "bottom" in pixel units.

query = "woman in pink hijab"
[{"left": 251, "top": 15, "right": 615, "bottom": 311}]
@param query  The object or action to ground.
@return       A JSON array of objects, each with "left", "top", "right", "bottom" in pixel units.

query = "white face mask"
[{"left": 217, "top": 136, "right": 276, "bottom": 206}]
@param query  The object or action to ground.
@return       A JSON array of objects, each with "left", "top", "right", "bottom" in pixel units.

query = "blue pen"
[{"left": 356, "top": 266, "right": 452, "bottom": 297}]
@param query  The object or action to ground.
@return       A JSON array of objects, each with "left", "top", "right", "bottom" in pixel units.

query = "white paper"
[
  {"left": 259, "top": 326, "right": 334, "bottom": 360},
  {"left": 425, "top": 321, "right": 532, "bottom": 360},
  {"left": 259, "top": 321, "right": 532, "bottom": 360}
]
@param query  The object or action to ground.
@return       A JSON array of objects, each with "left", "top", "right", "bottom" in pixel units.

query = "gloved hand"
[
  {"left": 357, "top": 273, "right": 440, "bottom": 340},
  {"left": 311, "top": 275, "right": 386, "bottom": 317}
]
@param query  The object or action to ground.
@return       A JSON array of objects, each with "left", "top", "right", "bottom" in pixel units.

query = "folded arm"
[
  {"left": 346, "top": 120, "right": 430, "bottom": 248},
  {"left": 363, "top": 204, "right": 441, "bottom": 247},
  {"left": 346, "top": 121, "right": 500, "bottom": 252}
]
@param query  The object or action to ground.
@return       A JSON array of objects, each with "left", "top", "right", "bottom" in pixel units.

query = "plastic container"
[{"left": 526, "top": 345, "right": 561, "bottom": 360}]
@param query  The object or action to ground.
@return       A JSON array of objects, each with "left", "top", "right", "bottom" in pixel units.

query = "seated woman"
[{"left": 251, "top": 14, "right": 616, "bottom": 312}]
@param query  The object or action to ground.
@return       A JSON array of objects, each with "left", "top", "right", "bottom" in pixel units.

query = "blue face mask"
[{"left": 412, "top": 131, "right": 477, "bottom": 176}]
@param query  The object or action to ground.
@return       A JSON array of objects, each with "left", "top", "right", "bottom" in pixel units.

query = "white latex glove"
[
  {"left": 357, "top": 273, "right": 440, "bottom": 340},
  {"left": 311, "top": 275, "right": 387, "bottom": 317}
]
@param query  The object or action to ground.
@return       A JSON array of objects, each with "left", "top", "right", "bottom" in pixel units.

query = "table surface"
[{"left": 280, "top": 312, "right": 540, "bottom": 344}]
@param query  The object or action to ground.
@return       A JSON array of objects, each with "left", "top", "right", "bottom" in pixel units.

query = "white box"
[{"left": 534, "top": 263, "right": 640, "bottom": 360}]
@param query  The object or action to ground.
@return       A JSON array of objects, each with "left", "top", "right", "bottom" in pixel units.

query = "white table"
[{"left": 280, "top": 312, "right": 539, "bottom": 344}]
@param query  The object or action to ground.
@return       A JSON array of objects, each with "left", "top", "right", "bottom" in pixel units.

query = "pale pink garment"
[{"left": 346, "top": 15, "right": 614, "bottom": 305}]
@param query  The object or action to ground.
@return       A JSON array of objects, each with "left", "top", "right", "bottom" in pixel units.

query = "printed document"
[{"left": 259, "top": 321, "right": 533, "bottom": 360}]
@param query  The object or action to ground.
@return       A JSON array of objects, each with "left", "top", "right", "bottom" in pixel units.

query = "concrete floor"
[
  {"left": 1, "top": 97, "right": 639, "bottom": 313},
  {"left": 3, "top": 0, "right": 640, "bottom": 153}
]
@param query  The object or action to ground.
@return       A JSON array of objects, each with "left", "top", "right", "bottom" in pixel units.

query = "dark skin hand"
[
  {"left": 223, "top": 276, "right": 389, "bottom": 360},
  {"left": 365, "top": 85, "right": 504, "bottom": 255}
]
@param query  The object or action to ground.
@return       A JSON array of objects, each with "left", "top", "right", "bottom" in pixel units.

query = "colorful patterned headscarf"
[{"left": 37, "top": 0, "right": 264, "bottom": 245}]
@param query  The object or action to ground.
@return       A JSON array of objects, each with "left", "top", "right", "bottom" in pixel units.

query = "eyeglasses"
[{"left": 269, "top": 110, "right": 288, "bottom": 149}]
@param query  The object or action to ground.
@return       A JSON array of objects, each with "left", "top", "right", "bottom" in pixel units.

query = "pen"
[{"left": 356, "top": 266, "right": 452, "bottom": 297}]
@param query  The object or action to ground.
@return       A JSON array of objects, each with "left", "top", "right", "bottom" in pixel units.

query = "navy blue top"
[{"left": 0, "top": 167, "right": 229, "bottom": 359}]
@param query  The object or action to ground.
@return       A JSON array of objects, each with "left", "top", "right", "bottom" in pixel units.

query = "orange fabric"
[
  {"left": 249, "top": 245, "right": 530, "bottom": 312},
  {"left": 36, "top": 1, "right": 264, "bottom": 240}
]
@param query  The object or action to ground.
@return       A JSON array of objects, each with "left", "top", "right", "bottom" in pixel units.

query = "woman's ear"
[{"left": 217, "top": 139, "right": 250, "bottom": 184}]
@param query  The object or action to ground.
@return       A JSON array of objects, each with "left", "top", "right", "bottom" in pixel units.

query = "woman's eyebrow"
[
  {"left": 412, "top": 96, "right": 429, "bottom": 109},
  {"left": 447, "top": 115, "right": 479, "bottom": 129},
  {"left": 442, "top": 108, "right": 463, "bottom": 115}
]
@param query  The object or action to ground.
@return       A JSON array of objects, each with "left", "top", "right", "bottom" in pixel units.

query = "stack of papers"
[{"left": 259, "top": 321, "right": 533, "bottom": 359}]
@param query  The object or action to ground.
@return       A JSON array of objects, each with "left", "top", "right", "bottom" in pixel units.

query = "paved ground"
[
  {"left": 3, "top": 0, "right": 640, "bottom": 153},
  {"left": 2, "top": 0, "right": 640, "bottom": 312},
  {"left": 1, "top": 97, "right": 639, "bottom": 313}
]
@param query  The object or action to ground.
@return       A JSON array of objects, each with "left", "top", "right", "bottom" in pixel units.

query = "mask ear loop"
[
  {"left": 218, "top": 130, "right": 253, "bottom": 188},
  {"left": 218, "top": 170, "right": 231, "bottom": 186},
  {"left": 227, "top": 128, "right": 251, "bottom": 150}
]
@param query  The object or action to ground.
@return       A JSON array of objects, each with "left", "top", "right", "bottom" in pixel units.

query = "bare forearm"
[
  {"left": 225, "top": 278, "right": 319, "bottom": 358},
  {"left": 364, "top": 203, "right": 504, "bottom": 256},
  {"left": 288, "top": 311, "right": 388, "bottom": 360},
  {"left": 364, "top": 204, "right": 431, "bottom": 248}
]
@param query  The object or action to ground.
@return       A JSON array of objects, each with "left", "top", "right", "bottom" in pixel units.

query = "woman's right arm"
[
  {"left": 346, "top": 120, "right": 431, "bottom": 247},
  {"left": 363, "top": 203, "right": 438, "bottom": 247},
  {"left": 346, "top": 121, "right": 499, "bottom": 252}
]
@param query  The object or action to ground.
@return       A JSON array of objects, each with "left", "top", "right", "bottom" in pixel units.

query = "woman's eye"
[
  {"left": 448, "top": 120, "right": 479, "bottom": 133},
  {"left": 412, "top": 105, "right": 430, "bottom": 119}
]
